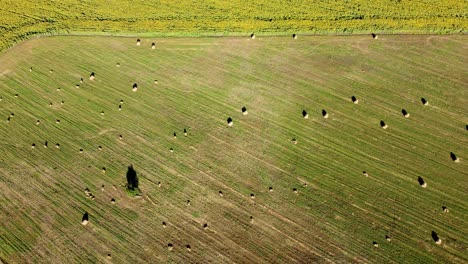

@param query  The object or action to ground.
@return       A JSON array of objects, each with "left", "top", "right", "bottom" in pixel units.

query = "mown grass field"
[
  {"left": 1, "top": 0, "right": 467, "bottom": 53},
  {"left": 0, "top": 35, "right": 467, "bottom": 263}
]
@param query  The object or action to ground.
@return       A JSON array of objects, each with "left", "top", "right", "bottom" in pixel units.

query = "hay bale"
[
  {"left": 120, "top": 99, "right": 124, "bottom": 104},
  {"left": 302, "top": 110, "right": 309, "bottom": 119},
  {"left": 170, "top": 147, "right": 174, "bottom": 153},
  {"left": 101, "top": 184, "right": 104, "bottom": 191},
  {"left": 151, "top": 42, "right": 156, "bottom": 49},
  {"left": 107, "top": 254, "right": 112, "bottom": 259},
  {"left": 14, "top": 94, "right": 18, "bottom": 98},
  {"left": 29, "top": 67, "right": 33, "bottom": 72},
  {"left": 76, "top": 84, "right": 80, "bottom": 89},
  {"left": 373, "top": 242, "right": 379, "bottom": 247},
  {"left": 432, "top": 231, "right": 441, "bottom": 244},
  {"left": 293, "top": 34, "right": 298, "bottom": 39},
  {"left": 31, "top": 143, "right": 35, "bottom": 149},
  {"left": 322, "top": 109, "right": 329, "bottom": 118},
  {"left": 57, "top": 87, "right": 61, "bottom": 92},
  {"left": 242, "top": 106, "right": 248, "bottom": 115},
  {"left": 44, "top": 141, "right": 48, "bottom": 148},
  {"left": 187, "top": 200, "right": 191, "bottom": 206},
  {"left": 250, "top": 193, "right": 255, "bottom": 199},
  {"left": 101, "top": 111, "right": 105, "bottom": 115},
  {"left": 385, "top": 235, "right": 391, "bottom": 242},
  {"left": 184, "top": 128, "right": 187, "bottom": 136},
  {"left": 269, "top": 186, "right": 273, "bottom": 192},
  {"left": 203, "top": 223, "right": 208, "bottom": 230},
  {"left": 371, "top": 33, "right": 378, "bottom": 39},
  {"left": 421, "top": 97, "right": 428, "bottom": 106},
  {"left": 56, "top": 119, "right": 60, "bottom": 124},
  {"left": 250, "top": 33, "right": 256, "bottom": 39},
  {"left": 380, "top": 120, "right": 387, "bottom": 129},
  {"left": 119, "top": 105, "right": 122, "bottom": 111},
  {"left": 292, "top": 138, "right": 297, "bottom": 145},
  {"left": 50, "top": 69, "right": 53, "bottom": 73},
  {"left": 219, "top": 191, "right": 223, "bottom": 197},
  {"left": 116, "top": 63, "right": 120, "bottom": 67},
  {"left": 89, "top": 72, "right": 95, "bottom": 80},
  {"left": 132, "top": 83, "right": 138, "bottom": 92},
  {"left": 6, "top": 117, "right": 10, "bottom": 123},
  {"left": 102, "top": 167, "right": 106, "bottom": 173},
  {"left": 293, "top": 188, "right": 298, "bottom": 194},
  {"left": 418, "top": 176, "right": 427, "bottom": 188},
  {"left": 227, "top": 117, "right": 233, "bottom": 127},
  {"left": 80, "top": 78, "right": 84, "bottom": 83},
  {"left": 111, "top": 198, "right": 116, "bottom": 204},
  {"left": 167, "top": 243, "right": 173, "bottom": 251},
  {"left": 363, "top": 171, "right": 369, "bottom": 177},
  {"left": 81, "top": 212, "right": 89, "bottom": 225},
  {"left": 98, "top": 145, "right": 102, "bottom": 151},
  {"left": 136, "top": 39, "right": 141, "bottom": 46},
  {"left": 351, "top": 96, "right": 359, "bottom": 104},
  {"left": 61, "top": 101, "right": 64, "bottom": 105},
  {"left": 162, "top": 221, "right": 167, "bottom": 228},
  {"left": 79, "top": 148, "right": 83, "bottom": 153},
  {"left": 402, "top": 109, "right": 410, "bottom": 118},
  {"left": 158, "top": 181, "right": 162, "bottom": 187},
  {"left": 10, "top": 113, "right": 14, "bottom": 117},
  {"left": 154, "top": 80, "right": 158, "bottom": 84},
  {"left": 0, "top": 96, "right": 2, "bottom": 101},
  {"left": 55, "top": 143, "right": 60, "bottom": 149},
  {"left": 49, "top": 102, "right": 53, "bottom": 107},
  {"left": 173, "top": 132, "right": 177, "bottom": 138},
  {"left": 186, "top": 245, "right": 191, "bottom": 251},
  {"left": 250, "top": 216, "right": 254, "bottom": 223},
  {"left": 442, "top": 206, "right": 449, "bottom": 213},
  {"left": 36, "top": 120, "right": 40, "bottom": 125},
  {"left": 119, "top": 135, "right": 123, "bottom": 140},
  {"left": 450, "top": 152, "right": 459, "bottom": 162}
]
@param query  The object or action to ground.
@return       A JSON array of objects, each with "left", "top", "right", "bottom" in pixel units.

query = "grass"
[
  {"left": 1, "top": 0, "right": 468, "bottom": 53},
  {"left": 0, "top": 35, "right": 467, "bottom": 263}
]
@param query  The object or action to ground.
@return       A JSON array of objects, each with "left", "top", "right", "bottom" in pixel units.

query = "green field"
[
  {"left": 0, "top": 35, "right": 467, "bottom": 263},
  {"left": 1, "top": 0, "right": 468, "bottom": 53}
]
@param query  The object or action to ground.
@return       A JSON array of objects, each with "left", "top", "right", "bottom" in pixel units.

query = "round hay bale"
[
  {"left": 0, "top": 96, "right": 2, "bottom": 101},
  {"left": 421, "top": 97, "right": 428, "bottom": 106},
  {"left": 111, "top": 198, "right": 116, "bottom": 204},
  {"left": 49, "top": 102, "right": 53, "bottom": 107},
  {"left": 98, "top": 145, "right": 102, "bottom": 151},
  {"left": 132, "top": 83, "right": 138, "bottom": 92},
  {"left": 120, "top": 99, "right": 124, "bottom": 104},
  {"left": 293, "top": 188, "right": 298, "bottom": 194},
  {"left": 187, "top": 199, "right": 191, "bottom": 206},
  {"left": 79, "top": 148, "right": 83, "bottom": 153},
  {"left": 250, "top": 33, "right": 256, "bottom": 39},
  {"left": 10, "top": 113, "right": 14, "bottom": 117},
  {"left": 44, "top": 141, "right": 48, "bottom": 148},
  {"left": 302, "top": 110, "right": 309, "bottom": 119},
  {"left": 107, "top": 254, "right": 112, "bottom": 259},
  {"left": 31, "top": 143, "right": 35, "bottom": 149},
  {"left": 292, "top": 34, "right": 297, "bottom": 39},
  {"left": 186, "top": 245, "right": 191, "bottom": 251},
  {"left": 119, "top": 105, "right": 122, "bottom": 111},
  {"left": 167, "top": 243, "right": 173, "bottom": 251},
  {"left": 29, "top": 67, "right": 33, "bottom": 72},
  {"left": 102, "top": 167, "right": 106, "bottom": 173},
  {"left": 89, "top": 72, "right": 95, "bottom": 80},
  {"left": 442, "top": 206, "right": 449, "bottom": 213},
  {"left": 322, "top": 109, "right": 329, "bottom": 118},
  {"left": 61, "top": 101, "right": 64, "bottom": 105},
  {"left": 81, "top": 212, "right": 89, "bottom": 225},
  {"left": 371, "top": 33, "right": 378, "bottom": 39},
  {"left": 373, "top": 242, "right": 379, "bottom": 247},
  {"left": 184, "top": 128, "right": 187, "bottom": 136},
  {"left": 101, "top": 184, "right": 104, "bottom": 191},
  {"left": 385, "top": 235, "right": 391, "bottom": 242},
  {"left": 432, "top": 231, "right": 441, "bottom": 244},
  {"left": 418, "top": 176, "right": 427, "bottom": 188},
  {"left": 136, "top": 39, "right": 141, "bottom": 46},
  {"left": 80, "top": 78, "right": 84, "bottom": 83},
  {"left": 173, "top": 132, "right": 177, "bottom": 138},
  {"left": 450, "top": 152, "right": 459, "bottom": 162},
  {"left": 219, "top": 191, "right": 223, "bottom": 197},
  {"left": 101, "top": 111, "right": 105, "bottom": 115},
  {"left": 380, "top": 120, "right": 387, "bottom": 129},
  {"left": 6, "top": 117, "right": 10, "bottom": 123},
  {"left": 36, "top": 120, "right": 40, "bottom": 125},
  {"left": 57, "top": 87, "right": 61, "bottom": 92},
  {"left": 402, "top": 109, "right": 410, "bottom": 118},
  {"left": 170, "top": 147, "right": 174, "bottom": 153},
  {"left": 250, "top": 216, "right": 254, "bottom": 223},
  {"left": 56, "top": 119, "right": 60, "bottom": 124},
  {"left": 269, "top": 186, "right": 273, "bottom": 192},
  {"left": 203, "top": 223, "right": 208, "bottom": 230},
  {"left": 119, "top": 135, "right": 123, "bottom": 140},
  {"left": 158, "top": 181, "right": 162, "bottom": 187},
  {"left": 14, "top": 94, "right": 18, "bottom": 98},
  {"left": 116, "top": 63, "right": 120, "bottom": 67},
  {"left": 351, "top": 96, "right": 359, "bottom": 104},
  {"left": 162, "top": 221, "right": 167, "bottom": 228},
  {"left": 151, "top": 42, "right": 156, "bottom": 49},
  {"left": 55, "top": 143, "right": 60, "bottom": 149},
  {"left": 76, "top": 84, "right": 80, "bottom": 89},
  {"left": 363, "top": 171, "right": 369, "bottom": 177},
  {"left": 154, "top": 80, "right": 158, "bottom": 84},
  {"left": 250, "top": 193, "right": 255, "bottom": 199},
  {"left": 50, "top": 69, "right": 53, "bottom": 73},
  {"left": 292, "top": 138, "right": 297, "bottom": 145},
  {"left": 242, "top": 106, "right": 248, "bottom": 115},
  {"left": 227, "top": 117, "right": 233, "bottom": 127}
]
